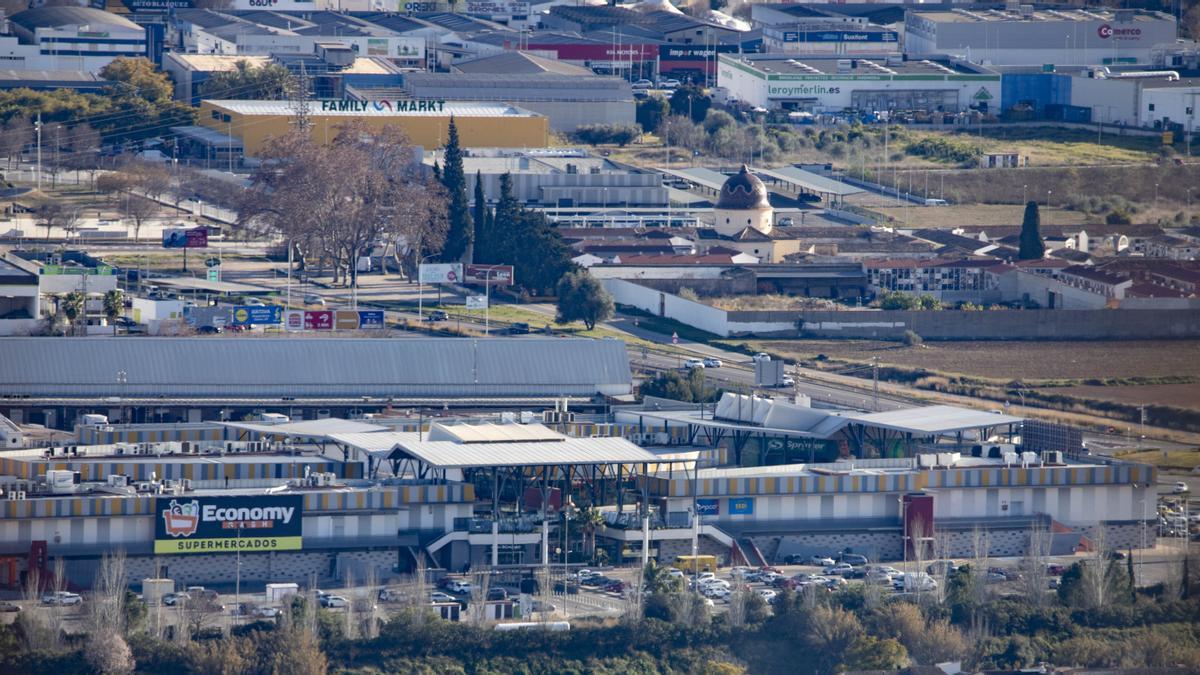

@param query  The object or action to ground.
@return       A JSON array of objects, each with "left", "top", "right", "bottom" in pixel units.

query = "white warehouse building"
[
  {"left": 904, "top": 6, "right": 1178, "bottom": 67},
  {"left": 717, "top": 53, "right": 1001, "bottom": 113}
]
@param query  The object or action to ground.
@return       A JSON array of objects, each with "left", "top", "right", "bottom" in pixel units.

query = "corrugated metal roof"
[
  {"left": 390, "top": 436, "right": 659, "bottom": 468},
  {"left": 426, "top": 422, "right": 563, "bottom": 443},
  {"left": 222, "top": 419, "right": 390, "bottom": 437},
  {"left": 327, "top": 431, "right": 423, "bottom": 457},
  {"left": 0, "top": 337, "right": 631, "bottom": 398},
  {"left": 846, "top": 405, "right": 1023, "bottom": 434},
  {"left": 751, "top": 166, "right": 864, "bottom": 197}
]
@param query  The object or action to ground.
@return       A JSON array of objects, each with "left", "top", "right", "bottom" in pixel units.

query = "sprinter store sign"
[{"left": 155, "top": 495, "right": 303, "bottom": 554}]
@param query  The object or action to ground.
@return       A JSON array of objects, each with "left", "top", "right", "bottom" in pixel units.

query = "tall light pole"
[
  {"left": 1154, "top": 183, "right": 1160, "bottom": 210},
  {"left": 1022, "top": 184, "right": 1027, "bottom": 204},
  {"left": 116, "top": 370, "right": 127, "bottom": 423}
]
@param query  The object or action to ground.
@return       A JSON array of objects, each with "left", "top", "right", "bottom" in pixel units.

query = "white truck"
[{"left": 265, "top": 582, "right": 299, "bottom": 602}]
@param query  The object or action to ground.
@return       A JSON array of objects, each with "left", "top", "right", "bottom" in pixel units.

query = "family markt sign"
[{"left": 319, "top": 99, "right": 447, "bottom": 114}]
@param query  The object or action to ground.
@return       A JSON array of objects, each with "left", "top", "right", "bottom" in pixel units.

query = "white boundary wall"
[{"left": 603, "top": 279, "right": 794, "bottom": 337}]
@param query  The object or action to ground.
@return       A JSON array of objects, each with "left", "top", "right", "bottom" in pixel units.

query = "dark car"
[
  {"left": 424, "top": 310, "right": 448, "bottom": 322},
  {"left": 581, "top": 575, "right": 609, "bottom": 587},
  {"left": 553, "top": 580, "right": 580, "bottom": 595},
  {"left": 783, "top": 554, "right": 806, "bottom": 565},
  {"left": 1046, "top": 563, "right": 1066, "bottom": 576},
  {"left": 0, "top": 602, "right": 20, "bottom": 613},
  {"left": 508, "top": 322, "right": 531, "bottom": 335},
  {"left": 198, "top": 325, "right": 222, "bottom": 335},
  {"left": 485, "top": 588, "right": 508, "bottom": 601},
  {"left": 603, "top": 580, "right": 626, "bottom": 594}
]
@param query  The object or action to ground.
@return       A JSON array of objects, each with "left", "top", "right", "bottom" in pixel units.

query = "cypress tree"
[
  {"left": 439, "top": 117, "right": 472, "bottom": 262},
  {"left": 471, "top": 170, "right": 489, "bottom": 262},
  {"left": 1018, "top": 200, "right": 1045, "bottom": 260}
]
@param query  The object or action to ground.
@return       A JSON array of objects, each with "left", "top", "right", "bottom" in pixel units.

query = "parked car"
[
  {"left": 161, "top": 592, "right": 190, "bottom": 606},
  {"left": 197, "top": 325, "right": 222, "bottom": 335},
  {"left": 445, "top": 579, "right": 473, "bottom": 595},
  {"left": 730, "top": 566, "right": 756, "bottom": 580},
  {"left": 926, "top": 561, "right": 961, "bottom": 577},
  {"left": 424, "top": 310, "right": 449, "bottom": 322},
  {"left": 1173, "top": 481, "right": 1190, "bottom": 494},
  {"left": 702, "top": 358, "right": 723, "bottom": 368},
  {"left": 756, "top": 589, "right": 777, "bottom": 603},
  {"left": 823, "top": 563, "right": 854, "bottom": 576},
  {"left": 1046, "top": 563, "right": 1066, "bottom": 576},
  {"left": 508, "top": 322, "right": 531, "bottom": 335},
  {"left": 42, "top": 591, "right": 83, "bottom": 606},
  {"left": 320, "top": 595, "right": 348, "bottom": 608},
  {"left": 603, "top": 579, "right": 626, "bottom": 594},
  {"left": 581, "top": 574, "right": 610, "bottom": 587},
  {"left": 838, "top": 553, "right": 869, "bottom": 566},
  {"left": 302, "top": 294, "right": 325, "bottom": 307},
  {"left": 824, "top": 577, "right": 848, "bottom": 589},
  {"left": 809, "top": 555, "right": 836, "bottom": 567},
  {"left": 530, "top": 600, "right": 556, "bottom": 613},
  {"left": 778, "top": 216, "right": 794, "bottom": 226},
  {"left": 657, "top": 78, "right": 682, "bottom": 89},
  {"left": 894, "top": 573, "right": 938, "bottom": 592},
  {"left": 631, "top": 79, "right": 654, "bottom": 90},
  {"left": 486, "top": 588, "right": 508, "bottom": 601},
  {"left": 255, "top": 606, "right": 280, "bottom": 619},
  {"left": 430, "top": 591, "right": 458, "bottom": 604},
  {"left": 752, "top": 352, "right": 771, "bottom": 363},
  {"left": 552, "top": 580, "right": 580, "bottom": 595},
  {"left": 703, "top": 585, "right": 730, "bottom": 600},
  {"left": 0, "top": 601, "right": 20, "bottom": 613},
  {"left": 684, "top": 358, "right": 705, "bottom": 369},
  {"left": 758, "top": 571, "right": 785, "bottom": 584}
]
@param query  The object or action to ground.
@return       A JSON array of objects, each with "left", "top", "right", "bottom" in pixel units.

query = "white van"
[{"left": 924, "top": 198, "right": 949, "bottom": 206}]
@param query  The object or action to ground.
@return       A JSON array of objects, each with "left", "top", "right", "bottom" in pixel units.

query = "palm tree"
[
  {"left": 643, "top": 561, "right": 682, "bottom": 595},
  {"left": 103, "top": 290, "right": 124, "bottom": 336},
  {"left": 61, "top": 291, "right": 85, "bottom": 336},
  {"left": 578, "top": 505, "right": 605, "bottom": 563}
]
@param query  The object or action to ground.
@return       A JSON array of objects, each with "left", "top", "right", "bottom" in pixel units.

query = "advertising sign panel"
[
  {"left": 659, "top": 44, "right": 740, "bottom": 61},
  {"left": 465, "top": 0, "right": 528, "bottom": 14},
  {"left": 231, "top": 305, "right": 282, "bottom": 326},
  {"left": 162, "top": 228, "right": 208, "bottom": 249},
  {"left": 419, "top": 263, "right": 463, "bottom": 284},
  {"left": 695, "top": 499, "right": 720, "bottom": 516},
  {"left": 780, "top": 30, "right": 897, "bottom": 43},
  {"left": 729, "top": 498, "right": 755, "bottom": 516},
  {"left": 284, "top": 310, "right": 305, "bottom": 331},
  {"left": 529, "top": 42, "right": 659, "bottom": 62},
  {"left": 358, "top": 310, "right": 385, "bottom": 328},
  {"left": 304, "top": 310, "right": 333, "bottom": 330},
  {"left": 155, "top": 495, "right": 303, "bottom": 554},
  {"left": 465, "top": 295, "right": 488, "bottom": 310},
  {"left": 335, "top": 310, "right": 361, "bottom": 330},
  {"left": 464, "top": 264, "right": 514, "bottom": 286}
]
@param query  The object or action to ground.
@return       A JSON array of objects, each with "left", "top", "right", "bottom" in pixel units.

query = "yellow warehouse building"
[{"left": 196, "top": 99, "right": 550, "bottom": 157}]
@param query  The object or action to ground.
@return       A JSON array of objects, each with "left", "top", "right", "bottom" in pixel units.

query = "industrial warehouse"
[{"left": 194, "top": 98, "right": 550, "bottom": 158}]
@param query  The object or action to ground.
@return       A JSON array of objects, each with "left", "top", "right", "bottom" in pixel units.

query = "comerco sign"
[{"left": 154, "top": 495, "right": 303, "bottom": 554}]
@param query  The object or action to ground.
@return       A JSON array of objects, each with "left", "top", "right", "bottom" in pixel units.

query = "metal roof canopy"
[
  {"left": 220, "top": 418, "right": 390, "bottom": 438},
  {"left": 387, "top": 436, "right": 660, "bottom": 469},
  {"left": 845, "top": 405, "right": 1023, "bottom": 435},
  {"left": 751, "top": 165, "right": 864, "bottom": 197},
  {"left": 327, "top": 431, "right": 424, "bottom": 458},
  {"left": 657, "top": 167, "right": 729, "bottom": 194},
  {"left": 145, "top": 277, "right": 272, "bottom": 294}
]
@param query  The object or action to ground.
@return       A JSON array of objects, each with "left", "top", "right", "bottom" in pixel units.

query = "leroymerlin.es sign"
[{"left": 154, "top": 495, "right": 302, "bottom": 554}]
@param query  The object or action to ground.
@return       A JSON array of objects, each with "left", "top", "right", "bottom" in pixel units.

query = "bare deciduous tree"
[
  {"left": 1081, "top": 524, "right": 1115, "bottom": 610},
  {"left": 0, "top": 116, "right": 33, "bottom": 169},
  {"left": 241, "top": 121, "right": 448, "bottom": 288},
  {"left": 124, "top": 194, "right": 159, "bottom": 242},
  {"left": 1019, "top": 521, "right": 1052, "bottom": 607}
]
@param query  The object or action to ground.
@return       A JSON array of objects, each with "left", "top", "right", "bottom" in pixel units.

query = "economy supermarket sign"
[{"left": 154, "top": 495, "right": 302, "bottom": 554}]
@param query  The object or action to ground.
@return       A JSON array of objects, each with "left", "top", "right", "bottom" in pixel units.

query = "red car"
[
  {"left": 603, "top": 580, "right": 626, "bottom": 593},
  {"left": 1047, "top": 564, "right": 1066, "bottom": 576}
]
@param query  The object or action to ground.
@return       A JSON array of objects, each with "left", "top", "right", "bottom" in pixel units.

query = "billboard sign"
[
  {"left": 230, "top": 305, "right": 282, "bottom": 326},
  {"left": 419, "top": 263, "right": 462, "bottom": 284},
  {"left": 465, "top": 0, "right": 528, "bottom": 14},
  {"left": 304, "top": 310, "right": 333, "bottom": 330},
  {"left": 659, "top": 44, "right": 740, "bottom": 61},
  {"left": 464, "top": 264, "right": 514, "bottom": 286},
  {"left": 465, "top": 295, "right": 488, "bottom": 310},
  {"left": 729, "top": 498, "right": 755, "bottom": 516},
  {"left": 695, "top": 499, "right": 720, "bottom": 516},
  {"left": 154, "top": 495, "right": 303, "bottom": 554},
  {"left": 335, "top": 310, "right": 361, "bottom": 330},
  {"left": 284, "top": 310, "right": 304, "bottom": 331},
  {"left": 780, "top": 30, "right": 897, "bottom": 43},
  {"left": 358, "top": 310, "right": 385, "bottom": 328},
  {"left": 162, "top": 228, "right": 208, "bottom": 249}
]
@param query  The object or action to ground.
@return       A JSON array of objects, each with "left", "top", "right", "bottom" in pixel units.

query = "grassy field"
[
  {"left": 747, "top": 339, "right": 1200, "bottom": 382},
  {"left": 927, "top": 126, "right": 1164, "bottom": 166},
  {"left": 870, "top": 203, "right": 1088, "bottom": 228},
  {"left": 1111, "top": 448, "right": 1200, "bottom": 472},
  {"left": 1058, "top": 383, "right": 1200, "bottom": 410}
]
